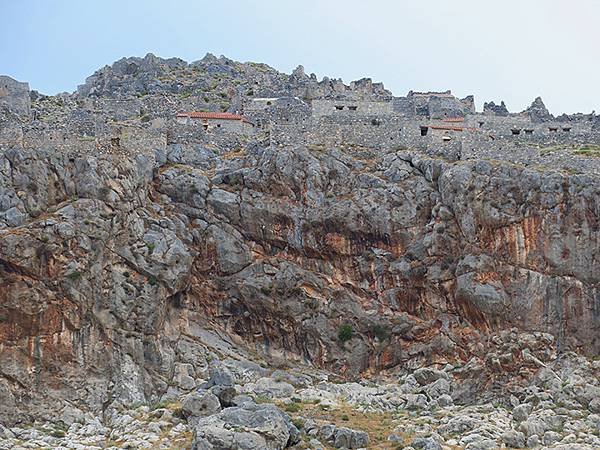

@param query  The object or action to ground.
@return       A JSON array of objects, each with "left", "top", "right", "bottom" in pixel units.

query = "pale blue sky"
[{"left": 1, "top": 0, "right": 599, "bottom": 114}]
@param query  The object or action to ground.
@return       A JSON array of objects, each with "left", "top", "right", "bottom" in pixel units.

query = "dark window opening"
[
  {"left": 442, "top": 135, "right": 452, "bottom": 141},
  {"left": 478, "top": 121, "right": 484, "bottom": 128},
  {"left": 511, "top": 129, "right": 521, "bottom": 135},
  {"left": 549, "top": 127, "right": 558, "bottom": 132},
  {"left": 348, "top": 106, "right": 357, "bottom": 111},
  {"left": 524, "top": 129, "right": 534, "bottom": 135},
  {"left": 562, "top": 127, "right": 571, "bottom": 132},
  {"left": 371, "top": 118, "right": 381, "bottom": 126},
  {"left": 420, "top": 126, "right": 428, "bottom": 136},
  {"left": 335, "top": 105, "right": 344, "bottom": 110},
  {"left": 266, "top": 101, "right": 272, "bottom": 106},
  {"left": 111, "top": 137, "right": 120, "bottom": 147},
  {"left": 217, "top": 124, "right": 221, "bottom": 128}
]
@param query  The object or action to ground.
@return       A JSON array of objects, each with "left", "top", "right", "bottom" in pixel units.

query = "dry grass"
[
  {"left": 280, "top": 401, "right": 409, "bottom": 449},
  {"left": 539, "top": 143, "right": 600, "bottom": 157},
  {"left": 221, "top": 148, "right": 246, "bottom": 160}
]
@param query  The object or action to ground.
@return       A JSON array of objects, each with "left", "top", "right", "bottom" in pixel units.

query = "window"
[
  {"left": 266, "top": 101, "right": 272, "bottom": 106},
  {"left": 420, "top": 126, "right": 428, "bottom": 136},
  {"left": 348, "top": 106, "right": 357, "bottom": 111},
  {"left": 335, "top": 105, "right": 344, "bottom": 110},
  {"left": 524, "top": 129, "right": 533, "bottom": 135},
  {"left": 562, "top": 127, "right": 571, "bottom": 132},
  {"left": 371, "top": 118, "right": 381, "bottom": 126},
  {"left": 478, "top": 121, "right": 484, "bottom": 128},
  {"left": 549, "top": 127, "right": 558, "bottom": 132},
  {"left": 511, "top": 129, "right": 521, "bottom": 135}
]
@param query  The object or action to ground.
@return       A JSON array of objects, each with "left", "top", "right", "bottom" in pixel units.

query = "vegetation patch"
[{"left": 338, "top": 323, "right": 353, "bottom": 343}]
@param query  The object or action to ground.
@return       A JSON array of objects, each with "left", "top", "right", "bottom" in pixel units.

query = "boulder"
[
  {"left": 501, "top": 429, "right": 526, "bottom": 448},
  {"left": 411, "top": 436, "right": 442, "bottom": 450},
  {"left": 512, "top": 403, "right": 532, "bottom": 422},
  {"left": 192, "top": 403, "right": 298, "bottom": 450},
  {"left": 413, "top": 368, "right": 449, "bottom": 386},
  {"left": 182, "top": 391, "right": 221, "bottom": 420}
]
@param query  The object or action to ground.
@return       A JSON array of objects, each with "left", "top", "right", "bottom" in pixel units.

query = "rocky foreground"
[{"left": 3, "top": 336, "right": 600, "bottom": 449}]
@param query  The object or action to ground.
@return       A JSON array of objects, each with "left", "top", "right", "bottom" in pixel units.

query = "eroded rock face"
[{"left": 1, "top": 140, "right": 600, "bottom": 422}]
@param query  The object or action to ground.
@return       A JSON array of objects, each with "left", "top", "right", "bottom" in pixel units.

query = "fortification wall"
[
  {"left": 463, "top": 115, "right": 593, "bottom": 137},
  {"left": 311, "top": 99, "right": 393, "bottom": 117}
]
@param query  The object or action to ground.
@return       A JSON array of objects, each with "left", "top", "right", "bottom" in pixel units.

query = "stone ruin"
[{"left": 1, "top": 52, "right": 599, "bottom": 171}]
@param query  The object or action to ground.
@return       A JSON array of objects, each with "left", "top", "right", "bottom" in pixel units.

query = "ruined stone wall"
[
  {"left": 311, "top": 99, "right": 393, "bottom": 117},
  {"left": 463, "top": 115, "right": 594, "bottom": 137},
  {"left": 244, "top": 97, "right": 311, "bottom": 128},
  {"left": 0, "top": 76, "right": 30, "bottom": 117}
]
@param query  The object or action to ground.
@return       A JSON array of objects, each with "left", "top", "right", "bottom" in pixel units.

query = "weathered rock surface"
[{"left": 2, "top": 135, "right": 600, "bottom": 424}]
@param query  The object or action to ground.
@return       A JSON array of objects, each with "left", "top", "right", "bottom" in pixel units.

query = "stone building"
[
  {"left": 0, "top": 75, "right": 30, "bottom": 116},
  {"left": 244, "top": 97, "right": 310, "bottom": 127},
  {"left": 176, "top": 111, "right": 254, "bottom": 133},
  {"left": 404, "top": 90, "right": 474, "bottom": 119}
]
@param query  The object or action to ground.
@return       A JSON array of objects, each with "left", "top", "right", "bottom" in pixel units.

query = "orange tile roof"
[
  {"left": 442, "top": 117, "right": 464, "bottom": 122},
  {"left": 177, "top": 111, "right": 244, "bottom": 120}
]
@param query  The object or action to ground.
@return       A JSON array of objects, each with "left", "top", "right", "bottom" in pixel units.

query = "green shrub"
[
  {"left": 338, "top": 324, "right": 353, "bottom": 343},
  {"left": 66, "top": 271, "right": 81, "bottom": 281},
  {"left": 285, "top": 402, "right": 301, "bottom": 413},
  {"left": 371, "top": 324, "right": 389, "bottom": 341}
]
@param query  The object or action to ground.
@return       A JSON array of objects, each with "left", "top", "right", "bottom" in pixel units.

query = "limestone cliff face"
[{"left": 1, "top": 140, "right": 599, "bottom": 423}]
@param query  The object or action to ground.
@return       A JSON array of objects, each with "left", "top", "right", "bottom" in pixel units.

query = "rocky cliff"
[{"left": 2, "top": 54, "right": 600, "bottom": 449}]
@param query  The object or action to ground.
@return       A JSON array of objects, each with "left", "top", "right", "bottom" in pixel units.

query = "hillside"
[{"left": 1, "top": 54, "right": 600, "bottom": 450}]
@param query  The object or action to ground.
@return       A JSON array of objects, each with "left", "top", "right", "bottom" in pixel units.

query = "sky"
[{"left": 1, "top": 0, "right": 599, "bottom": 114}]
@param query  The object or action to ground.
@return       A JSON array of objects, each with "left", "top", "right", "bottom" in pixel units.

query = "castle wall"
[{"left": 311, "top": 99, "right": 393, "bottom": 117}]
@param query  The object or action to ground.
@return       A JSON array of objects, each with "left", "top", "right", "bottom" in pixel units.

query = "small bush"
[
  {"left": 285, "top": 403, "right": 301, "bottom": 413},
  {"left": 148, "top": 275, "right": 157, "bottom": 286},
  {"left": 338, "top": 324, "right": 353, "bottom": 343},
  {"left": 371, "top": 324, "right": 389, "bottom": 341},
  {"left": 66, "top": 271, "right": 81, "bottom": 281},
  {"left": 341, "top": 414, "right": 349, "bottom": 421}
]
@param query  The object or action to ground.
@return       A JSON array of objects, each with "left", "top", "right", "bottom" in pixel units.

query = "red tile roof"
[{"left": 177, "top": 111, "right": 244, "bottom": 121}]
